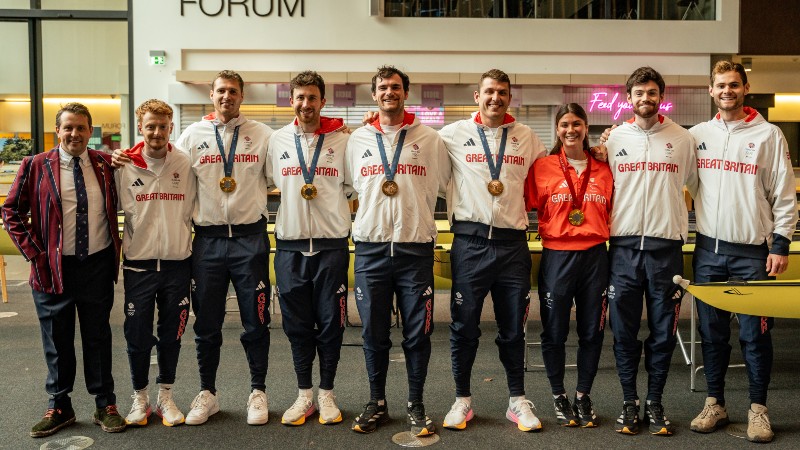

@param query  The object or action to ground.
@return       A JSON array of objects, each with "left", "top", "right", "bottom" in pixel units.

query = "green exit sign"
[{"left": 149, "top": 50, "right": 166, "bottom": 66}]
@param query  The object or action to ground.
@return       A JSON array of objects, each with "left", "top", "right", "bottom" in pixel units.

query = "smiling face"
[
  {"left": 56, "top": 112, "right": 92, "bottom": 157},
  {"left": 372, "top": 73, "right": 408, "bottom": 116},
  {"left": 475, "top": 77, "right": 511, "bottom": 126},
  {"left": 138, "top": 112, "right": 173, "bottom": 157},
  {"left": 291, "top": 84, "right": 325, "bottom": 132},
  {"left": 210, "top": 76, "right": 244, "bottom": 122},
  {"left": 557, "top": 112, "right": 588, "bottom": 151},
  {"left": 627, "top": 80, "right": 663, "bottom": 120},
  {"left": 711, "top": 70, "right": 749, "bottom": 115}
]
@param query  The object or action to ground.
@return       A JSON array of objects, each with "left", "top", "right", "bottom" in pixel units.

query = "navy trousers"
[
  {"left": 123, "top": 258, "right": 191, "bottom": 391},
  {"left": 275, "top": 249, "right": 348, "bottom": 390},
  {"left": 354, "top": 251, "right": 434, "bottom": 403},
  {"left": 538, "top": 244, "right": 608, "bottom": 395},
  {"left": 31, "top": 245, "right": 117, "bottom": 409},
  {"left": 449, "top": 235, "right": 531, "bottom": 397},
  {"left": 192, "top": 232, "right": 270, "bottom": 393},
  {"left": 693, "top": 246, "right": 773, "bottom": 406},
  {"left": 608, "top": 244, "right": 684, "bottom": 402}
]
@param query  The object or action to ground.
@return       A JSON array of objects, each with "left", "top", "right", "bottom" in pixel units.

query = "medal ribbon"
[
  {"left": 557, "top": 150, "right": 592, "bottom": 211},
  {"left": 213, "top": 124, "right": 241, "bottom": 179},
  {"left": 476, "top": 126, "right": 508, "bottom": 181},
  {"left": 294, "top": 133, "right": 325, "bottom": 185},
  {"left": 375, "top": 129, "right": 407, "bottom": 182}
]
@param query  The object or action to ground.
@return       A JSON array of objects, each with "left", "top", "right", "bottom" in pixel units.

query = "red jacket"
[
  {"left": 2, "top": 148, "right": 121, "bottom": 294},
  {"left": 525, "top": 151, "right": 613, "bottom": 250}
]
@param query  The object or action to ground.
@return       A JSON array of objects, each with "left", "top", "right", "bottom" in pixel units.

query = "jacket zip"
[
  {"left": 640, "top": 130, "right": 651, "bottom": 250},
  {"left": 713, "top": 130, "right": 732, "bottom": 254},
  {"left": 156, "top": 171, "right": 162, "bottom": 271}
]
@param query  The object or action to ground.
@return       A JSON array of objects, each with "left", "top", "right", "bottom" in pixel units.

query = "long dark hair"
[{"left": 550, "top": 103, "right": 590, "bottom": 156}]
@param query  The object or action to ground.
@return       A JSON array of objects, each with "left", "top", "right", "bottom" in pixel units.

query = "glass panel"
[
  {"left": 2, "top": 0, "right": 32, "bottom": 8},
  {"left": 0, "top": 21, "right": 32, "bottom": 193},
  {"left": 384, "top": 0, "right": 716, "bottom": 20},
  {"left": 40, "top": 0, "right": 128, "bottom": 11},
  {"left": 42, "top": 20, "right": 129, "bottom": 152}
]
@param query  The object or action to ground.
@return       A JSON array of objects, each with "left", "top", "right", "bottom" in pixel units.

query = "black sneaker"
[
  {"left": 644, "top": 400, "right": 674, "bottom": 436},
  {"left": 553, "top": 395, "right": 578, "bottom": 427},
  {"left": 573, "top": 394, "right": 599, "bottom": 428},
  {"left": 30, "top": 407, "right": 76, "bottom": 438},
  {"left": 351, "top": 400, "right": 389, "bottom": 434},
  {"left": 94, "top": 405, "right": 126, "bottom": 433},
  {"left": 407, "top": 401, "right": 436, "bottom": 436},
  {"left": 615, "top": 400, "right": 639, "bottom": 435}
]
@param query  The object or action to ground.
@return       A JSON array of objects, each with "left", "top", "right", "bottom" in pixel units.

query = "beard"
[
  {"left": 146, "top": 138, "right": 168, "bottom": 152},
  {"left": 634, "top": 101, "right": 659, "bottom": 119}
]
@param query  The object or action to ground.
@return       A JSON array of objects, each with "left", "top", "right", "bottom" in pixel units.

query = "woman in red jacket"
[{"left": 525, "top": 103, "right": 613, "bottom": 429}]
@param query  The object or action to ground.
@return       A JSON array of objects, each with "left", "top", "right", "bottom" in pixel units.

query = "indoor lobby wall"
[{"left": 132, "top": 0, "right": 740, "bottom": 126}]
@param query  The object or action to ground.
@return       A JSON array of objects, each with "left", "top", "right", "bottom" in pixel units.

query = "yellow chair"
[{"left": 0, "top": 230, "right": 19, "bottom": 303}]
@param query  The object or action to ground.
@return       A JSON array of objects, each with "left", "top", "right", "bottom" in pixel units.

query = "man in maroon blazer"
[{"left": 2, "top": 103, "right": 125, "bottom": 438}]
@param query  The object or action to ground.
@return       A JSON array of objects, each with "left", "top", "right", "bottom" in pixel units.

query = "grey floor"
[{"left": 1, "top": 280, "right": 800, "bottom": 449}]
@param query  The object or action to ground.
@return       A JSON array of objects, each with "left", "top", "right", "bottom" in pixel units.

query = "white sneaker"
[
  {"left": 247, "top": 390, "right": 269, "bottom": 425},
  {"left": 156, "top": 385, "right": 185, "bottom": 426},
  {"left": 185, "top": 390, "right": 219, "bottom": 426},
  {"left": 282, "top": 392, "right": 316, "bottom": 426},
  {"left": 747, "top": 403, "right": 774, "bottom": 443},
  {"left": 506, "top": 397, "right": 542, "bottom": 432},
  {"left": 317, "top": 390, "right": 342, "bottom": 425},
  {"left": 443, "top": 397, "right": 474, "bottom": 430},
  {"left": 125, "top": 387, "right": 151, "bottom": 426}
]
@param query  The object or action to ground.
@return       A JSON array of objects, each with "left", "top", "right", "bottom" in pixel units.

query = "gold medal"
[
  {"left": 487, "top": 179, "right": 504, "bottom": 196},
  {"left": 300, "top": 183, "right": 317, "bottom": 200},
  {"left": 382, "top": 180, "right": 399, "bottom": 196},
  {"left": 219, "top": 176, "right": 237, "bottom": 193},
  {"left": 568, "top": 208, "right": 585, "bottom": 226}
]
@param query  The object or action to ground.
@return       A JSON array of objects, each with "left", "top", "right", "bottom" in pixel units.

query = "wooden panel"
[
  {"left": 346, "top": 72, "right": 374, "bottom": 84},
  {"left": 515, "top": 74, "right": 571, "bottom": 85},
  {"left": 678, "top": 75, "right": 710, "bottom": 87},
  {"left": 405, "top": 72, "right": 461, "bottom": 84},
  {"left": 570, "top": 74, "right": 626, "bottom": 85},
  {"left": 741, "top": 0, "right": 800, "bottom": 55}
]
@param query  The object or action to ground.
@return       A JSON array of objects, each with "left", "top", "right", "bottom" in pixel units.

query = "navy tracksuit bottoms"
[
  {"left": 538, "top": 244, "right": 608, "bottom": 395},
  {"left": 191, "top": 231, "right": 271, "bottom": 393},
  {"left": 693, "top": 246, "right": 773, "bottom": 406},
  {"left": 449, "top": 235, "right": 532, "bottom": 398},
  {"left": 275, "top": 249, "right": 348, "bottom": 390},
  {"left": 123, "top": 258, "right": 191, "bottom": 391},
  {"left": 608, "top": 244, "right": 684, "bottom": 403},
  {"left": 354, "top": 245, "right": 435, "bottom": 403}
]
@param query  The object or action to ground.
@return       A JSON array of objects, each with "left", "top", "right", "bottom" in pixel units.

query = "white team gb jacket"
[
  {"left": 606, "top": 115, "right": 699, "bottom": 246},
  {"left": 690, "top": 107, "right": 798, "bottom": 249},
  {"left": 345, "top": 112, "right": 451, "bottom": 244},
  {"left": 439, "top": 112, "right": 546, "bottom": 231},
  {"left": 267, "top": 117, "right": 353, "bottom": 247},
  {"left": 175, "top": 113, "right": 273, "bottom": 228},
  {"left": 116, "top": 142, "right": 197, "bottom": 264}
]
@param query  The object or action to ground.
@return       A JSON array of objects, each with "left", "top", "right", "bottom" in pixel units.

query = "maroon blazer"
[{"left": 2, "top": 147, "right": 121, "bottom": 294}]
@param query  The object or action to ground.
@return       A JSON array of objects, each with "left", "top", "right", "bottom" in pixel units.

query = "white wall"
[{"left": 132, "top": 0, "right": 741, "bottom": 111}]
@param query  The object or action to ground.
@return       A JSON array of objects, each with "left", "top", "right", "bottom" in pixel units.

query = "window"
[{"left": 383, "top": 0, "right": 715, "bottom": 20}]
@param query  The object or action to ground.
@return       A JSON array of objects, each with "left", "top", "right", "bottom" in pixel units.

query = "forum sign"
[{"left": 180, "top": 0, "right": 304, "bottom": 17}]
